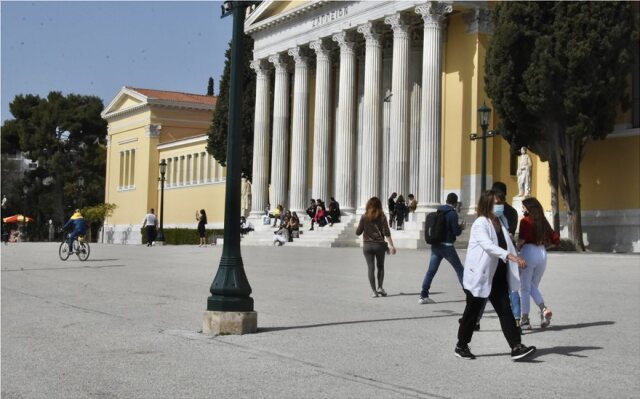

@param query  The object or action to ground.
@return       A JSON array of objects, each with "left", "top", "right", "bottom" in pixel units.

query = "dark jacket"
[
  {"left": 504, "top": 203, "right": 518, "bottom": 236},
  {"left": 439, "top": 204, "right": 462, "bottom": 244}
]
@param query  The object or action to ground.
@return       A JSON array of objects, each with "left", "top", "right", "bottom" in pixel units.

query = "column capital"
[
  {"left": 415, "top": 2, "right": 453, "bottom": 28},
  {"left": 357, "top": 22, "right": 382, "bottom": 47},
  {"left": 384, "top": 13, "right": 411, "bottom": 39},
  {"left": 310, "top": 38, "right": 331, "bottom": 61},
  {"left": 268, "top": 53, "right": 290, "bottom": 73},
  {"left": 463, "top": 8, "right": 493, "bottom": 34},
  {"left": 332, "top": 31, "right": 357, "bottom": 54},
  {"left": 250, "top": 59, "right": 271, "bottom": 76},
  {"left": 287, "top": 47, "right": 309, "bottom": 67}
]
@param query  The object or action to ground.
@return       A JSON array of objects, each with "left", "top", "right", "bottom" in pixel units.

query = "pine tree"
[
  {"left": 207, "top": 35, "right": 256, "bottom": 180},
  {"left": 0, "top": 92, "right": 108, "bottom": 239},
  {"left": 207, "top": 77, "right": 215, "bottom": 96}
]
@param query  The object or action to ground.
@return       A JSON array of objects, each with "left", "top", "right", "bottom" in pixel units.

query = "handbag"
[{"left": 373, "top": 219, "right": 390, "bottom": 254}]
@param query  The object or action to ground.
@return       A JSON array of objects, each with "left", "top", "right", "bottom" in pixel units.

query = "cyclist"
[{"left": 62, "top": 209, "right": 88, "bottom": 253}]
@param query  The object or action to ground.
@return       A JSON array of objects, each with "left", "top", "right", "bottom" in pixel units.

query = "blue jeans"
[{"left": 420, "top": 244, "right": 464, "bottom": 298}]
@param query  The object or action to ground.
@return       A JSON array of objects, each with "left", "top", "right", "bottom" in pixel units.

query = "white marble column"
[
  {"left": 357, "top": 22, "right": 383, "bottom": 212},
  {"left": 269, "top": 53, "right": 290, "bottom": 209},
  {"left": 250, "top": 59, "right": 272, "bottom": 217},
  {"left": 332, "top": 31, "right": 357, "bottom": 212},
  {"left": 416, "top": 3, "right": 452, "bottom": 210},
  {"left": 384, "top": 13, "right": 411, "bottom": 198},
  {"left": 288, "top": 47, "right": 310, "bottom": 213},
  {"left": 310, "top": 38, "right": 332, "bottom": 202}
]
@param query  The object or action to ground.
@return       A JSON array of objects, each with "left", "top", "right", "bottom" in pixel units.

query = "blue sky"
[{"left": 1, "top": 1, "right": 233, "bottom": 123}]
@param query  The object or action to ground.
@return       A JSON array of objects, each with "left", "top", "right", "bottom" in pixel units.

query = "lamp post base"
[{"left": 202, "top": 310, "right": 257, "bottom": 335}]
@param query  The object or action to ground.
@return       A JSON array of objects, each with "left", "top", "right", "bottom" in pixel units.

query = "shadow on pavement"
[
  {"left": 533, "top": 345, "right": 603, "bottom": 358},
  {"left": 3, "top": 264, "right": 126, "bottom": 272},
  {"left": 259, "top": 312, "right": 462, "bottom": 333},
  {"left": 525, "top": 320, "right": 615, "bottom": 334}
]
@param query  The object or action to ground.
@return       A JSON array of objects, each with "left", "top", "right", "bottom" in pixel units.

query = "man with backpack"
[{"left": 419, "top": 193, "right": 465, "bottom": 304}]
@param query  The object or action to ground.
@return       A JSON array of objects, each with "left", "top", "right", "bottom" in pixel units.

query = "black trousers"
[
  {"left": 145, "top": 226, "right": 156, "bottom": 245},
  {"left": 457, "top": 262, "right": 521, "bottom": 349}
]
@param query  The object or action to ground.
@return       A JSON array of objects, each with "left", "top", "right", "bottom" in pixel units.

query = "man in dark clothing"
[
  {"left": 306, "top": 199, "right": 317, "bottom": 220},
  {"left": 328, "top": 197, "right": 341, "bottom": 226},
  {"left": 491, "top": 182, "right": 517, "bottom": 239},
  {"left": 419, "top": 193, "right": 465, "bottom": 304},
  {"left": 388, "top": 192, "right": 397, "bottom": 229}
]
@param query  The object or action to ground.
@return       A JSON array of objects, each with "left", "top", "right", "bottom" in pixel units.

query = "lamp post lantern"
[
  {"left": 470, "top": 102, "right": 495, "bottom": 193},
  {"left": 203, "top": 0, "right": 259, "bottom": 335},
  {"left": 156, "top": 159, "right": 167, "bottom": 243}
]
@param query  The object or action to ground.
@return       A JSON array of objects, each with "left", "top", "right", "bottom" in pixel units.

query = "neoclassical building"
[
  {"left": 243, "top": 0, "right": 639, "bottom": 251},
  {"left": 101, "top": 1, "right": 639, "bottom": 251},
  {"left": 102, "top": 87, "right": 227, "bottom": 244}
]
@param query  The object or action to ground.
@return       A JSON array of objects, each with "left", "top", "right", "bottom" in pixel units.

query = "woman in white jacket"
[{"left": 455, "top": 190, "right": 536, "bottom": 361}]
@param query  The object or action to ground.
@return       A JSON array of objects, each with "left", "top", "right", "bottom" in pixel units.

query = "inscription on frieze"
[{"left": 311, "top": 6, "right": 350, "bottom": 28}]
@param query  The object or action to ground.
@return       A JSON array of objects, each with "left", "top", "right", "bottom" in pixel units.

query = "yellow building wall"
[
  {"left": 105, "top": 110, "right": 154, "bottom": 225},
  {"left": 105, "top": 99, "right": 227, "bottom": 230},
  {"left": 580, "top": 135, "right": 640, "bottom": 210},
  {"left": 443, "top": 13, "right": 488, "bottom": 191},
  {"left": 162, "top": 183, "right": 226, "bottom": 226}
]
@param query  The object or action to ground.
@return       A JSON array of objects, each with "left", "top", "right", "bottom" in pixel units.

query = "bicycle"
[{"left": 59, "top": 233, "right": 90, "bottom": 261}]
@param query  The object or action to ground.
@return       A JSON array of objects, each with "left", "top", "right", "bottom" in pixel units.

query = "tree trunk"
[
  {"left": 547, "top": 144, "right": 561, "bottom": 232},
  {"left": 559, "top": 132, "right": 586, "bottom": 251}
]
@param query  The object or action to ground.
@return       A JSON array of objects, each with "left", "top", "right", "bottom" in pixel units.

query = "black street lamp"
[
  {"left": 207, "top": 0, "right": 257, "bottom": 314},
  {"left": 156, "top": 159, "right": 167, "bottom": 243},
  {"left": 469, "top": 102, "right": 496, "bottom": 193}
]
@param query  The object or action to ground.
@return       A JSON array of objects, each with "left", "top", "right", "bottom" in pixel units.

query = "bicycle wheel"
[
  {"left": 76, "top": 241, "right": 90, "bottom": 261},
  {"left": 59, "top": 241, "right": 70, "bottom": 261}
]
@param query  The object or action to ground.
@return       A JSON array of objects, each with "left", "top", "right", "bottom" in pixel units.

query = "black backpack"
[{"left": 425, "top": 209, "right": 448, "bottom": 244}]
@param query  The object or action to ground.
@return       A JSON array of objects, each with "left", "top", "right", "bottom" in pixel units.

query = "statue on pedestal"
[
  {"left": 517, "top": 146, "right": 532, "bottom": 198},
  {"left": 241, "top": 176, "right": 252, "bottom": 218}
]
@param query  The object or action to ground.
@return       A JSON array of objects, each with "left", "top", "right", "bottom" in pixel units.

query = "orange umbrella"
[{"left": 2, "top": 214, "right": 34, "bottom": 223}]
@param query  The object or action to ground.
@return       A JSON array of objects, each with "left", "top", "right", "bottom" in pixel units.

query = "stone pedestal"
[
  {"left": 202, "top": 311, "right": 257, "bottom": 335},
  {"left": 512, "top": 196, "right": 526, "bottom": 228}
]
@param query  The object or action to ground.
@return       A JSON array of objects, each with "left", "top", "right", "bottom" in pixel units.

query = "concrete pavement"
[{"left": 2, "top": 243, "right": 639, "bottom": 398}]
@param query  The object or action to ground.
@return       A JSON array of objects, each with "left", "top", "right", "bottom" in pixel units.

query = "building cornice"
[{"left": 157, "top": 134, "right": 208, "bottom": 150}]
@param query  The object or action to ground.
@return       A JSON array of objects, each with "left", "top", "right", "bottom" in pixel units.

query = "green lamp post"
[
  {"left": 470, "top": 102, "right": 495, "bottom": 193},
  {"left": 206, "top": 1, "right": 258, "bottom": 314}
]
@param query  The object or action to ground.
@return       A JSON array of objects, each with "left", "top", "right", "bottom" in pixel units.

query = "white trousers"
[{"left": 519, "top": 244, "right": 548, "bottom": 314}]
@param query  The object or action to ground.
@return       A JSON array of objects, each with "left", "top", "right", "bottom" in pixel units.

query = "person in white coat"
[{"left": 455, "top": 190, "right": 536, "bottom": 361}]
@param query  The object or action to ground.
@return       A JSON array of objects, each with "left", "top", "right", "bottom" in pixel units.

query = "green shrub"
[{"left": 141, "top": 228, "right": 224, "bottom": 245}]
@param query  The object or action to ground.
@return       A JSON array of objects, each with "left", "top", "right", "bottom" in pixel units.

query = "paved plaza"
[{"left": 2, "top": 243, "right": 639, "bottom": 398}]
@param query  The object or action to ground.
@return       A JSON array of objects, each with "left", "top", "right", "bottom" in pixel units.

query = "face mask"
[{"left": 493, "top": 204, "right": 505, "bottom": 217}]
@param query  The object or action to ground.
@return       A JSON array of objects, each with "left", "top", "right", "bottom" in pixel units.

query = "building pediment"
[
  {"left": 245, "top": 0, "right": 325, "bottom": 35},
  {"left": 102, "top": 86, "right": 216, "bottom": 121}
]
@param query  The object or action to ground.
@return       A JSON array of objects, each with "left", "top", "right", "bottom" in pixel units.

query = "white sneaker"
[
  {"left": 418, "top": 297, "right": 436, "bottom": 304},
  {"left": 540, "top": 307, "right": 553, "bottom": 328}
]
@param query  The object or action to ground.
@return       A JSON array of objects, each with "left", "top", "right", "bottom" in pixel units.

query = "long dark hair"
[
  {"left": 476, "top": 190, "right": 496, "bottom": 218},
  {"left": 522, "top": 197, "right": 553, "bottom": 244},
  {"left": 200, "top": 209, "right": 207, "bottom": 224},
  {"left": 365, "top": 197, "right": 383, "bottom": 221}
]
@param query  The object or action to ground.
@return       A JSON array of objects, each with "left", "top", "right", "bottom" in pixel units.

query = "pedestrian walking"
[
  {"left": 455, "top": 190, "right": 536, "bottom": 361},
  {"left": 517, "top": 197, "right": 559, "bottom": 330},
  {"left": 419, "top": 193, "right": 465, "bottom": 304},
  {"left": 355, "top": 197, "right": 396, "bottom": 298},
  {"left": 141, "top": 209, "right": 157, "bottom": 247}
]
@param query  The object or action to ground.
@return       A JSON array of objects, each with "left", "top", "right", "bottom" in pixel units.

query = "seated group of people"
[
  {"left": 269, "top": 207, "right": 301, "bottom": 246},
  {"left": 388, "top": 193, "right": 417, "bottom": 230},
  {"left": 305, "top": 197, "right": 341, "bottom": 231}
]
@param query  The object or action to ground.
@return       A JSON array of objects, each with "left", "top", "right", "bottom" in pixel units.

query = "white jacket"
[{"left": 463, "top": 216, "right": 520, "bottom": 298}]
